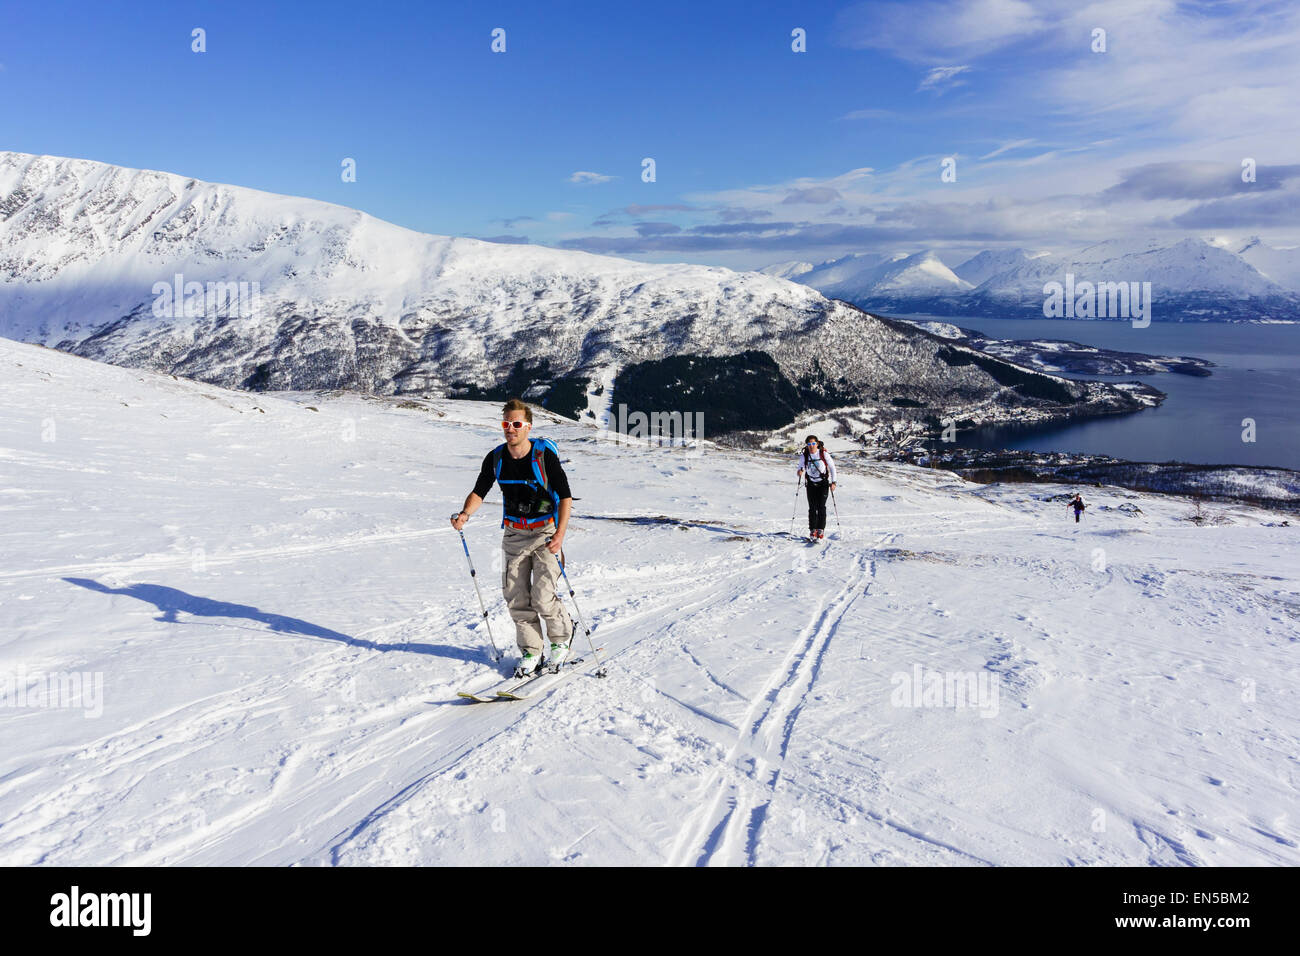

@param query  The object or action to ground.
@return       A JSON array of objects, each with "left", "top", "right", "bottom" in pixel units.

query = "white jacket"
[{"left": 795, "top": 445, "right": 836, "bottom": 484}]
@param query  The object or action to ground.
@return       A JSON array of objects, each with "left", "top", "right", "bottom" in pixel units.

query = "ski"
[
  {"left": 457, "top": 671, "right": 530, "bottom": 702},
  {"left": 496, "top": 647, "right": 605, "bottom": 700},
  {"left": 495, "top": 670, "right": 565, "bottom": 701},
  {"left": 457, "top": 648, "right": 604, "bottom": 702}
]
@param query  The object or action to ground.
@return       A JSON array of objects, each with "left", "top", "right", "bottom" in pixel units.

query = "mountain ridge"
[{"left": 0, "top": 150, "right": 1158, "bottom": 439}]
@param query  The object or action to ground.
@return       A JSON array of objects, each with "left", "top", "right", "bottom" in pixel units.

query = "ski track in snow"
[
  {"left": 2, "top": 337, "right": 1299, "bottom": 866},
  {"left": 668, "top": 542, "right": 881, "bottom": 866}
]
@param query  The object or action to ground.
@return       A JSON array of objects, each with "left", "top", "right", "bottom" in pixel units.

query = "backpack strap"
[
  {"left": 531, "top": 438, "right": 561, "bottom": 513},
  {"left": 530, "top": 441, "right": 548, "bottom": 490},
  {"left": 804, "top": 443, "right": 830, "bottom": 482}
]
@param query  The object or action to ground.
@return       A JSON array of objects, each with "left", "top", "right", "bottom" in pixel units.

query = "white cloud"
[
  {"left": 841, "top": 108, "right": 895, "bottom": 120},
  {"left": 568, "top": 171, "right": 613, "bottom": 184},
  {"left": 566, "top": 2, "right": 1300, "bottom": 260},
  {"left": 1018, "top": 1, "right": 1300, "bottom": 150},
  {"left": 918, "top": 65, "right": 970, "bottom": 92},
  {"left": 835, "top": 0, "right": 1042, "bottom": 62},
  {"left": 546, "top": 211, "right": 574, "bottom": 221},
  {"left": 979, "top": 138, "right": 1036, "bottom": 159},
  {"left": 838, "top": 1, "right": 1299, "bottom": 195}
]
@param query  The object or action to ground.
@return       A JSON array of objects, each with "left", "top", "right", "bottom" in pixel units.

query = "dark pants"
[
  {"left": 806, "top": 480, "right": 830, "bottom": 532},
  {"left": 1073, "top": 508, "right": 1082, "bottom": 523}
]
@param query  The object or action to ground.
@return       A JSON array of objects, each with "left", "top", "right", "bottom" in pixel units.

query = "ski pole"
[
  {"left": 830, "top": 485, "right": 842, "bottom": 532},
  {"left": 455, "top": 523, "right": 503, "bottom": 662},
  {"left": 553, "top": 546, "right": 608, "bottom": 678},
  {"left": 788, "top": 474, "right": 803, "bottom": 535}
]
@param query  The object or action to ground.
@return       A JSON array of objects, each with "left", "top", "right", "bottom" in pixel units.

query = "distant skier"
[
  {"left": 451, "top": 398, "right": 574, "bottom": 677},
  {"left": 796, "top": 435, "right": 837, "bottom": 540},
  {"left": 1068, "top": 493, "right": 1086, "bottom": 523}
]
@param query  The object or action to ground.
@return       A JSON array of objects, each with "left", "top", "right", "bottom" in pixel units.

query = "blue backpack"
[{"left": 492, "top": 437, "right": 562, "bottom": 528}]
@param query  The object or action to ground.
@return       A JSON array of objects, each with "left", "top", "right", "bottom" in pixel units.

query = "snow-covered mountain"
[
  {"left": 1234, "top": 236, "right": 1300, "bottom": 291},
  {"left": 3, "top": 336, "right": 1297, "bottom": 866},
  {"left": 952, "top": 248, "right": 1048, "bottom": 286},
  {"left": 758, "top": 260, "right": 814, "bottom": 281},
  {"left": 769, "top": 237, "right": 1300, "bottom": 320},
  {"left": 791, "top": 250, "right": 973, "bottom": 304},
  {"left": 0, "top": 151, "right": 826, "bottom": 396},
  {"left": 968, "top": 237, "right": 1289, "bottom": 309},
  {"left": 0, "top": 151, "right": 1150, "bottom": 433}
]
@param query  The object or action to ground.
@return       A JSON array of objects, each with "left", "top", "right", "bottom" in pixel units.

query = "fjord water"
[{"left": 900, "top": 316, "right": 1300, "bottom": 470}]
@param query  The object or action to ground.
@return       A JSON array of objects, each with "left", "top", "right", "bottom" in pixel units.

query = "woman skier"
[{"left": 795, "top": 435, "right": 837, "bottom": 540}]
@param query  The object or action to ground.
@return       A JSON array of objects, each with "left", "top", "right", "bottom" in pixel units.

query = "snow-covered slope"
[{"left": 2, "top": 338, "right": 1297, "bottom": 866}]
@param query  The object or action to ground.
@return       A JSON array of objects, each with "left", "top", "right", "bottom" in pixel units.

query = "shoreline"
[{"left": 921, "top": 446, "right": 1300, "bottom": 515}]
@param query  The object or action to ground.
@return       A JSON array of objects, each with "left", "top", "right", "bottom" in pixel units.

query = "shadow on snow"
[{"left": 62, "top": 577, "right": 481, "bottom": 662}]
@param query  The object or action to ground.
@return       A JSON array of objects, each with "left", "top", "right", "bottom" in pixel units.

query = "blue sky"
[{"left": 5, "top": 0, "right": 1299, "bottom": 269}]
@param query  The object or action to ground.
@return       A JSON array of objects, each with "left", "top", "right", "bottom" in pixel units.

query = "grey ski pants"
[{"left": 501, "top": 525, "right": 573, "bottom": 655}]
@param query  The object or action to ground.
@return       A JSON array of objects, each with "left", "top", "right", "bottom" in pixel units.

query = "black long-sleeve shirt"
[{"left": 473, "top": 441, "right": 572, "bottom": 520}]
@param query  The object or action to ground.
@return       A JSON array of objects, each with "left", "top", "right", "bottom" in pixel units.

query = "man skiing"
[
  {"left": 450, "top": 398, "right": 574, "bottom": 678},
  {"left": 795, "top": 434, "right": 837, "bottom": 540},
  {"left": 1068, "top": 493, "right": 1086, "bottom": 523}
]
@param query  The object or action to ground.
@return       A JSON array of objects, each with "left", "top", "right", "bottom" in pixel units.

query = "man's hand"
[
  {"left": 830, "top": 482, "right": 837, "bottom": 491},
  {"left": 796, "top": 468, "right": 804, "bottom": 477},
  {"left": 546, "top": 533, "right": 564, "bottom": 555},
  {"left": 450, "top": 511, "right": 467, "bottom": 531}
]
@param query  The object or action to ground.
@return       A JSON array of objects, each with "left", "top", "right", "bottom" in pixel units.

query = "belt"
[{"left": 503, "top": 517, "right": 555, "bottom": 531}]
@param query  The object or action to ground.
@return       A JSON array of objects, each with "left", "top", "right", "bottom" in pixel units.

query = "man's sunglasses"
[{"left": 502, "top": 420, "right": 530, "bottom": 429}]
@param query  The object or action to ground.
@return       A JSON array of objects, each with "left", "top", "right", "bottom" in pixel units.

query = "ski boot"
[
  {"left": 546, "top": 641, "right": 570, "bottom": 674},
  {"left": 513, "top": 651, "right": 544, "bottom": 679}
]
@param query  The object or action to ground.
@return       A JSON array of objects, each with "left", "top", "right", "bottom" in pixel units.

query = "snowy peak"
[
  {"left": 868, "top": 251, "right": 974, "bottom": 295},
  {"left": 790, "top": 249, "right": 972, "bottom": 301},
  {"left": 1233, "top": 236, "right": 1300, "bottom": 291},
  {"left": 954, "top": 248, "right": 1043, "bottom": 286},
  {"left": 795, "top": 252, "right": 891, "bottom": 289},
  {"left": 758, "top": 260, "right": 815, "bottom": 280}
]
